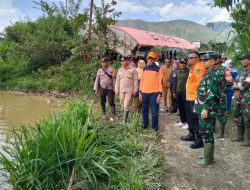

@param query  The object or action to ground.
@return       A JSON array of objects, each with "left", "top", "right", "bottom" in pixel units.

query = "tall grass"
[{"left": 0, "top": 99, "right": 164, "bottom": 190}]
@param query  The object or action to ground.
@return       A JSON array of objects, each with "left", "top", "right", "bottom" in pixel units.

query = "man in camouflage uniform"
[
  {"left": 193, "top": 54, "right": 221, "bottom": 167},
  {"left": 214, "top": 54, "right": 233, "bottom": 139},
  {"left": 94, "top": 57, "right": 117, "bottom": 120},
  {"left": 232, "top": 53, "right": 250, "bottom": 146}
]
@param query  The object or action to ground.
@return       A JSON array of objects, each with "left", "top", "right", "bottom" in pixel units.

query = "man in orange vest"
[
  {"left": 181, "top": 51, "right": 206, "bottom": 149},
  {"left": 139, "top": 52, "right": 163, "bottom": 131}
]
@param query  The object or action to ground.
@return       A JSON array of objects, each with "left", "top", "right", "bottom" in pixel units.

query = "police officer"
[
  {"left": 115, "top": 55, "right": 138, "bottom": 123},
  {"left": 232, "top": 53, "right": 250, "bottom": 146},
  {"left": 193, "top": 53, "right": 219, "bottom": 167},
  {"left": 93, "top": 57, "right": 117, "bottom": 120},
  {"left": 181, "top": 51, "right": 206, "bottom": 149}
]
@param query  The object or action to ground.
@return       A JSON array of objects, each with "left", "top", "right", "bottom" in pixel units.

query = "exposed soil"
[{"left": 159, "top": 111, "right": 250, "bottom": 190}]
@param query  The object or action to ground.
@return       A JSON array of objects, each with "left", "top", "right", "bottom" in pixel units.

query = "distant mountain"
[{"left": 116, "top": 19, "right": 232, "bottom": 43}]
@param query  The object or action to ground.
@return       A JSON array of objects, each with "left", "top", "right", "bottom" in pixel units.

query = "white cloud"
[
  {"left": 111, "top": 0, "right": 150, "bottom": 14},
  {"left": 208, "top": 9, "right": 232, "bottom": 22},
  {"left": 115, "top": 0, "right": 231, "bottom": 24},
  {"left": 0, "top": 0, "right": 25, "bottom": 32}
]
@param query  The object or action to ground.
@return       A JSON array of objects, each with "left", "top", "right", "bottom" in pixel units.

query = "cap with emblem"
[
  {"left": 241, "top": 53, "right": 250, "bottom": 60},
  {"left": 102, "top": 57, "right": 111, "bottom": 62},
  {"left": 120, "top": 55, "right": 131, "bottom": 61},
  {"left": 200, "top": 53, "right": 217, "bottom": 61}
]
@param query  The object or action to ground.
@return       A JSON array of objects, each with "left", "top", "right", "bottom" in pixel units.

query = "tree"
[
  {"left": 214, "top": 0, "right": 250, "bottom": 54},
  {"left": 91, "top": 0, "right": 121, "bottom": 58}
]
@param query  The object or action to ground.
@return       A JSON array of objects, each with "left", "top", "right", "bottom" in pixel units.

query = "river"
[{"left": 0, "top": 91, "right": 63, "bottom": 189}]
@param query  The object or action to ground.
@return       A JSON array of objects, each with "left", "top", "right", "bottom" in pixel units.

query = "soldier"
[
  {"left": 115, "top": 55, "right": 138, "bottom": 123},
  {"left": 232, "top": 53, "right": 250, "bottom": 146},
  {"left": 214, "top": 54, "right": 233, "bottom": 140},
  {"left": 93, "top": 57, "right": 117, "bottom": 120},
  {"left": 193, "top": 54, "right": 220, "bottom": 167}
]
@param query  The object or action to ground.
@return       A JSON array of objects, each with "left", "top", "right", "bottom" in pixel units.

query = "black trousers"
[
  {"left": 171, "top": 91, "right": 177, "bottom": 113},
  {"left": 185, "top": 101, "right": 200, "bottom": 135},
  {"left": 100, "top": 88, "right": 115, "bottom": 108},
  {"left": 177, "top": 92, "right": 186, "bottom": 123}
]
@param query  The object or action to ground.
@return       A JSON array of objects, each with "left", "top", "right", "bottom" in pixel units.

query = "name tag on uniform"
[{"left": 196, "top": 69, "right": 200, "bottom": 75}]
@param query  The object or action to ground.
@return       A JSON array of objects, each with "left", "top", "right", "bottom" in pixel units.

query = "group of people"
[{"left": 94, "top": 51, "right": 250, "bottom": 167}]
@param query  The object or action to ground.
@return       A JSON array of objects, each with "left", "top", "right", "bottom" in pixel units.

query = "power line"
[{"left": 137, "top": 0, "right": 199, "bottom": 41}]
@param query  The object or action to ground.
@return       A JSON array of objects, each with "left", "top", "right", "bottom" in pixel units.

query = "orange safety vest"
[{"left": 186, "top": 61, "right": 206, "bottom": 101}]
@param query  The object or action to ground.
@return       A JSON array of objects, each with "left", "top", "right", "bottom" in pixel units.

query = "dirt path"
[{"left": 159, "top": 111, "right": 250, "bottom": 190}]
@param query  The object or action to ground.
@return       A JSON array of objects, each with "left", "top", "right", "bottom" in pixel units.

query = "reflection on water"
[{"left": 0, "top": 91, "right": 63, "bottom": 189}]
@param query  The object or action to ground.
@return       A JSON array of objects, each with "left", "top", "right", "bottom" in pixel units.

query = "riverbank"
[{"left": 1, "top": 90, "right": 77, "bottom": 99}]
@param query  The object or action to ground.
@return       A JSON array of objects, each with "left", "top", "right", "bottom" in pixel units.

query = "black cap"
[
  {"left": 241, "top": 53, "right": 250, "bottom": 60},
  {"left": 120, "top": 55, "right": 131, "bottom": 61},
  {"left": 102, "top": 57, "right": 111, "bottom": 62}
]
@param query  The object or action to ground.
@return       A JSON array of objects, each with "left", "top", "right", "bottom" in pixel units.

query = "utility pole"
[{"left": 88, "top": 0, "right": 94, "bottom": 40}]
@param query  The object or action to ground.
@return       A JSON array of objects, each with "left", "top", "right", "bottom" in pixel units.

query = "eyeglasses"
[
  {"left": 187, "top": 57, "right": 198, "bottom": 60},
  {"left": 147, "top": 57, "right": 155, "bottom": 60}
]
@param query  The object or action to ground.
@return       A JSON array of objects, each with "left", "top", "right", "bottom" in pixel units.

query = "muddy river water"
[{"left": 0, "top": 91, "right": 63, "bottom": 189}]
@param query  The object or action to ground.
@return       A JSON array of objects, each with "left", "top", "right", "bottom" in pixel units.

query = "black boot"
[
  {"left": 190, "top": 133, "right": 204, "bottom": 149},
  {"left": 124, "top": 111, "right": 129, "bottom": 123},
  {"left": 101, "top": 105, "right": 107, "bottom": 120},
  {"left": 181, "top": 133, "right": 195, "bottom": 141},
  {"left": 110, "top": 107, "right": 118, "bottom": 121}
]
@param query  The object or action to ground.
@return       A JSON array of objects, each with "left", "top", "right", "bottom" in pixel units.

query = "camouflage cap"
[
  {"left": 200, "top": 53, "right": 217, "bottom": 61},
  {"left": 214, "top": 53, "right": 222, "bottom": 59}
]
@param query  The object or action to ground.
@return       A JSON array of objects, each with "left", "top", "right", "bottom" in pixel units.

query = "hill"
[{"left": 116, "top": 19, "right": 231, "bottom": 43}]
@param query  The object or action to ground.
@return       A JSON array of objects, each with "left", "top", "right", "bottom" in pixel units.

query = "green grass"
[{"left": 0, "top": 99, "right": 164, "bottom": 190}]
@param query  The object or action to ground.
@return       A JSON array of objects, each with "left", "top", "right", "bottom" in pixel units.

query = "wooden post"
[{"left": 88, "top": 0, "right": 94, "bottom": 41}]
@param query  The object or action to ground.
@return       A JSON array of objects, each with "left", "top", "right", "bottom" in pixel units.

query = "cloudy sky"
[{"left": 0, "top": 0, "right": 231, "bottom": 32}]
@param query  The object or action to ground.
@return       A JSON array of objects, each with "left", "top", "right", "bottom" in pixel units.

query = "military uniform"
[
  {"left": 232, "top": 66, "right": 250, "bottom": 146},
  {"left": 214, "top": 65, "right": 233, "bottom": 139},
  {"left": 94, "top": 67, "right": 116, "bottom": 117},
  {"left": 193, "top": 59, "right": 221, "bottom": 167},
  {"left": 194, "top": 66, "right": 220, "bottom": 144}
]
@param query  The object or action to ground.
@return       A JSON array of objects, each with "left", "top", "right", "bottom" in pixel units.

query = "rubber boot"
[
  {"left": 101, "top": 105, "right": 107, "bottom": 120},
  {"left": 231, "top": 126, "right": 245, "bottom": 142},
  {"left": 217, "top": 122, "right": 225, "bottom": 140},
  {"left": 241, "top": 127, "right": 250, "bottom": 147},
  {"left": 195, "top": 143, "right": 214, "bottom": 167},
  {"left": 109, "top": 107, "right": 118, "bottom": 121},
  {"left": 123, "top": 111, "right": 129, "bottom": 124}
]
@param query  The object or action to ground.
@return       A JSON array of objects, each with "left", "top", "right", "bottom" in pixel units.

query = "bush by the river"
[{"left": 0, "top": 99, "right": 164, "bottom": 189}]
